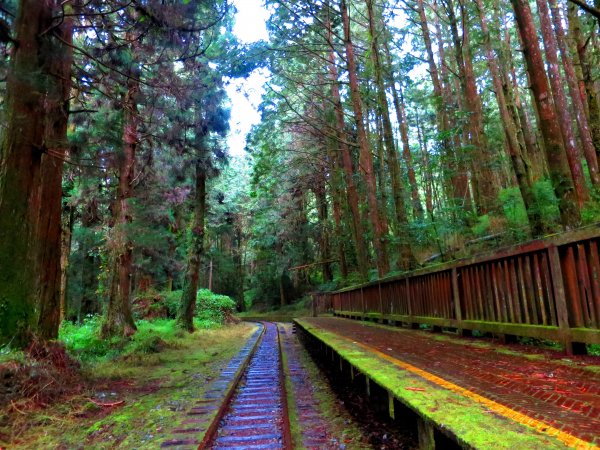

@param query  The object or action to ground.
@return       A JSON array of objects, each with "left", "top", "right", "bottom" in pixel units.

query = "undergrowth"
[
  {"left": 58, "top": 316, "right": 229, "bottom": 363},
  {"left": 1, "top": 321, "right": 257, "bottom": 448}
]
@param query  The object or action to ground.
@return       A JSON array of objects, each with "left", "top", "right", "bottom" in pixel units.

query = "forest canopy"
[{"left": 1, "top": 0, "right": 600, "bottom": 349}]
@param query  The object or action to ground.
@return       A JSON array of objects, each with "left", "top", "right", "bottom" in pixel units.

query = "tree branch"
[{"left": 566, "top": 0, "right": 600, "bottom": 23}]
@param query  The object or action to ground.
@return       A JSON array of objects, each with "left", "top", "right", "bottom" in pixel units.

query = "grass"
[{"left": 1, "top": 321, "right": 258, "bottom": 449}]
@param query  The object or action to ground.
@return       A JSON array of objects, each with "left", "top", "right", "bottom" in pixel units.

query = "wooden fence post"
[
  {"left": 361, "top": 286, "right": 365, "bottom": 317},
  {"left": 452, "top": 268, "right": 462, "bottom": 322},
  {"left": 379, "top": 282, "right": 383, "bottom": 320},
  {"left": 547, "top": 246, "right": 573, "bottom": 355},
  {"left": 452, "top": 267, "right": 469, "bottom": 337}
]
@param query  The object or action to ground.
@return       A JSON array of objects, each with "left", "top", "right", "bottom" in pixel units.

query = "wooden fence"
[{"left": 313, "top": 227, "right": 600, "bottom": 354}]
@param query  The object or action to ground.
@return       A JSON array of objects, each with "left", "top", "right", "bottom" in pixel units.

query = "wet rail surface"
[{"left": 204, "top": 322, "right": 291, "bottom": 449}]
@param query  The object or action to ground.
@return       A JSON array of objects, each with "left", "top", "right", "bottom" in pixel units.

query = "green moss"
[
  {"left": 296, "top": 319, "right": 570, "bottom": 450},
  {"left": 279, "top": 337, "right": 302, "bottom": 448}
]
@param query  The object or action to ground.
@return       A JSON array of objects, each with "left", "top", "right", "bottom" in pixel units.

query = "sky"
[{"left": 225, "top": 0, "right": 270, "bottom": 157}]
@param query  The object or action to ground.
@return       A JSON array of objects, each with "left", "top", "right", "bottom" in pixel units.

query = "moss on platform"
[{"left": 295, "top": 318, "right": 573, "bottom": 450}]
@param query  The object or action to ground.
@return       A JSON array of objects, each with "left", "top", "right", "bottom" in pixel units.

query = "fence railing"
[{"left": 313, "top": 227, "right": 600, "bottom": 355}]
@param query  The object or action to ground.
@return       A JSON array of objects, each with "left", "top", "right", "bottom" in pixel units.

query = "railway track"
[{"left": 202, "top": 322, "right": 291, "bottom": 449}]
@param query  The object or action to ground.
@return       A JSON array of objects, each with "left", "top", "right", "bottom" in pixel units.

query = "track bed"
[{"left": 206, "top": 322, "right": 290, "bottom": 449}]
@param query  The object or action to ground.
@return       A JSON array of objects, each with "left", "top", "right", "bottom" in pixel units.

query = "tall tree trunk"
[
  {"left": 375, "top": 116, "right": 389, "bottom": 226},
  {"left": 380, "top": 36, "right": 423, "bottom": 221},
  {"left": 36, "top": 11, "right": 73, "bottom": 338},
  {"left": 341, "top": 0, "right": 390, "bottom": 277},
  {"left": 435, "top": 0, "right": 474, "bottom": 214},
  {"left": 416, "top": 112, "right": 434, "bottom": 220},
  {"left": 499, "top": 11, "right": 545, "bottom": 182},
  {"left": 0, "top": 1, "right": 71, "bottom": 347},
  {"left": 177, "top": 157, "right": 207, "bottom": 332},
  {"left": 537, "top": 0, "right": 590, "bottom": 206},
  {"left": 398, "top": 81, "right": 424, "bottom": 222},
  {"left": 314, "top": 175, "right": 333, "bottom": 282},
  {"left": 568, "top": 3, "right": 600, "bottom": 162},
  {"left": 447, "top": 0, "right": 499, "bottom": 215},
  {"left": 475, "top": 0, "right": 540, "bottom": 235},
  {"left": 234, "top": 225, "right": 245, "bottom": 312},
  {"left": 417, "top": 0, "right": 470, "bottom": 214},
  {"left": 101, "top": 57, "right": 140, "bottom": 338},
  {"left": 325, "top": 11, "right": 369, "bottom": 280},
  {"left": 80, "top": 199, "right": 101, "bottom": 320},
  {"left": 549, "top": 0, "right": 600, "bottom": 187},
  {"left": 365, "top": 0, "right": 415, "bottom": 271},
  {"left": 325, "top": 132, "right": 349, "bottom": 278},
  {"left": 511, "top": 0, "right": 581, "bottom": 229},
  {"left": 60, "top": 203, "right": 75, "bottom": 322}
]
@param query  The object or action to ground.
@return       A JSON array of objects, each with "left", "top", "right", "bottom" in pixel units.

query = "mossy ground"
[
  {"left": 1, "top": 321, "right": 257, "bottom": 449},
  {"left": 296, "top": 319, "right": 573, "bottom": 450}
]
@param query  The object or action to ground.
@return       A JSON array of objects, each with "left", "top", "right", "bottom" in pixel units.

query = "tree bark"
[
  {"left": 568, "top": 4, "right": 600, "bottom": 162},
  {"left": 549, "top": 0, "right": 600, "bottom": 188},
  {"left": 35, "top": 9, "right": 73, "bottom": 339},
  {"left": 0, "top": 1, "right": 72, "bottom": 347},
  {"left": 365, "top": 0, "right": 415, "bottom": 271},
  {"left": 177, "top": 158, "right": 207, "bottom": 332},
  {"left": 80, "top": 198, "right": 101, "bottom": 320},
  {"left": 234, "top": 224, "right": 245, "bottom": 312},
  {"left": 416, "top": 112, "right": 434, "bottom": 220},
  {"left": 341, "top": 0, "right": 390, "bottom": 277},
  {"left": 325, "top": 129, "right": 349, "bottom": 278},
  {"left": 422, "top": 0, "right": 472, "bottom": 215},
  {"left": 498, "top": 11, "right": 545, "bottom": 182},
  {"left": 537, "top": 0, "right": 590, "bottom": 206},
  {"left": 101, "top": 51, "right": 140, "bottom": 338},
  {"left": 325, "top": 11, "right": 369, "bottom": 280},
  {"left": 60, "top": 203, "right": 75, "bottom": 322},
  {"left": 396, "top": 78, "right": 423, "bottom": 222},
  {"left": 511, "top": 0, "right": 581, "bottom": 229},
  {"left": 314, "top": 175, "right": 333, "bottom": 282},
  {"left": 446, "top": 0, "right": 499, "bottom": 215},
  {"left": 475, "top": 0, "right": 540, "bottom": 235}
]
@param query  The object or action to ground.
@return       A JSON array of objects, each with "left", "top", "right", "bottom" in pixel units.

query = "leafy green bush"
[
  {"left": 499, "top": 187, "right": 528, "bottom": 230},
  {"left": 162, "top": 289, "right": 183, "bottom": 318},
  {"left": 195, "top": 289, "right": 236, "bottom": 323},
  {"left": 531, "top": 180, "right": 561, "bottom": 232},
  {"left": 244, "top": 288, "right": 259, "bottom": 311},
  {"left": 60, "top": 318, "right": 188, "bottom": 362},
  {"left": 59, "top": 316, "right": 125, "bottom": 361},
  {"left": 581, "top": 199, "right": 600, "bottom": 225},
  {"left": 471, "top": 214, "right": 491, "bottom": 237},
  {"left": 123, "top": 319, "right": 183, "bottom": 355}
]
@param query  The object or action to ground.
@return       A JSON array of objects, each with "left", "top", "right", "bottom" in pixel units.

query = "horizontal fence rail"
[{"left": 313, "top": 227, "right": 600, "bottom": 354}]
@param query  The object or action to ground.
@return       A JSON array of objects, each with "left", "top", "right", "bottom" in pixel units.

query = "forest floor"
[
  {"left": 1, "top": 319, "right": 410, "bottom": 450},
  {"left": 0, "top": 322, "right": 258, "bottom": 449}
]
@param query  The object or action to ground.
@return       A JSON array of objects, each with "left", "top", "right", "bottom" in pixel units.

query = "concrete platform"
[{"left": 295, "top": 317, "right": 600, "bottom": 449}]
